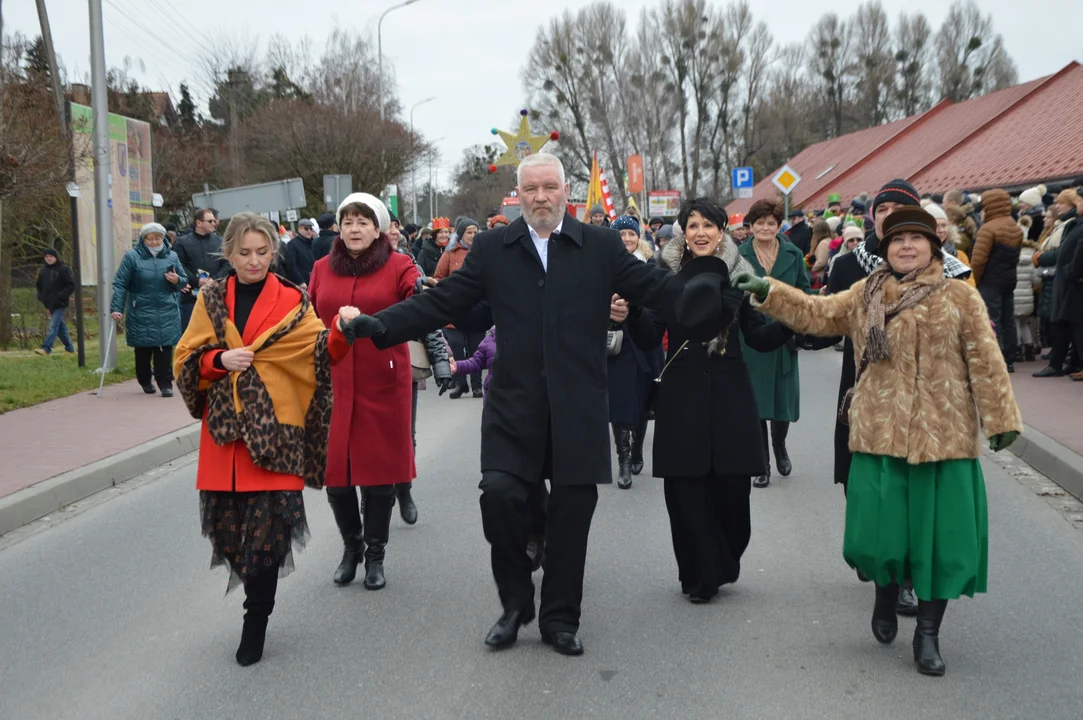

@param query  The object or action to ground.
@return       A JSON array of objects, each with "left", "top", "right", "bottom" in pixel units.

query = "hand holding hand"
[
  {"left": 733, "top": 272, "right": 770, "bottom": 300},
  {"left": 110, "top": 312, "right": 123, "bottom": 322},
  {"left": 342, "top": 313, "right": 386, "bottom": 344},
  {"left": 337, "top": 305, "right": 361, "bottom": 331},
  {"left": 610, "top": 294, "right": 629, "bottom": 323},
  {"left": 220, "top": 348, "right": 255, "bottom": 372},
  {"left": 198, "top": 276, "right": 212, "bottom": 288},
  {"left": 448, "top": 357, "right": 457, "bottom": 374},
  {"left": 989, "top": 431, "right": 1019, "bottom": 453},
  {"left": 164, "top": 271, "right": 180, "bottom": 285}
]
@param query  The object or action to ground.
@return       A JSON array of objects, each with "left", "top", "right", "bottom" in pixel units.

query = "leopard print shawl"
[{"left": 175, "top": 274, "right": 333, "bottom": 489}]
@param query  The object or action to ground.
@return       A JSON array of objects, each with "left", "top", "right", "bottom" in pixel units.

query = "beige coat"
[{"left": 754, "top": 262, "right": 1023, "bottom": 464}]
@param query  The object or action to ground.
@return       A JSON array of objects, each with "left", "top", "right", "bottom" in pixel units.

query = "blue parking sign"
[{"left": 731, "top": 167, "right": 754, "bottom": 189}]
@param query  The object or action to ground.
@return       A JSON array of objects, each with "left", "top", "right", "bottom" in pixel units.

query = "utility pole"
[
  {"left": 37, "top": 0, "right": 86, "bottom": 366},
  {"left": 89, "top": 0, "right": 116, "bottom": 370}
]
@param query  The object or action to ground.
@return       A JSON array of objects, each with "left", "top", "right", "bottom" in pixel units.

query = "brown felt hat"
[{"left": 878, "top": 207, "right": 941, "bottom": 256}]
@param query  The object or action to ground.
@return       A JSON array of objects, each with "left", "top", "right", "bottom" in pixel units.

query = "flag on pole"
[{"left": 583, "top": 151, "right": 617, "bottom": 222}]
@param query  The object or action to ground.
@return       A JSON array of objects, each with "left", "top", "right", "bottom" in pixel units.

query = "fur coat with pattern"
[{"left": 754, "top": 261, "right": 1023, "bottom": 464}]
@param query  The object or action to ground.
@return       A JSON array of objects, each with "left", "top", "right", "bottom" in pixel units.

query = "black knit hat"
[
  {"left": 43, "top": 247, "right": 60, "bottom": 259},
  {"left": 877, "top": 207, "right": 941, "bottom": 257},
  {"left": 317, "top": 212, "right": 336, "bottom": 230},
  {"left": 872, "top": 179, "right": 921, "bottom": 215}
]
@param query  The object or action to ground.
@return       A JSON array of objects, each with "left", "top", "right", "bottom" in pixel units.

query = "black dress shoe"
[
  {"left": 160, "top": 386, "right": 173, "bottom": 398},
  {"left": 484, "top": 608, "right": 535, "bottom": 649},
  {"left": 774, "top": 444, "right": 792, "bottom": 477},
  {"left": 896, "top": 585, "right": 918, "bottom": 616},
  {"left": 142, "top": 384, "right": 157, "bottom": 394},
  {"left": 1033, "top": 366, "right": 1064, "bottom": 377},
  {"left": 541, "top": 631, "right": 584, "bottom": 656},
  {"left": 753, "top": 475, "right": 770, "bottom": 489},
  {"left": 449, "top": 386, "right": 466, "bottom": 399}
]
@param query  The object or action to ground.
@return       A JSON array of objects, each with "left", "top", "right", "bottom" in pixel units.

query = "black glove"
[
  {"left": 414, "top": 277, "right": 428, "bottom": 294},
  {"left": 437, "top": 377, "right": 456, "bottom": 395},
  {"left": 342, "top": 314, "right": 387, "bottom": 344}
]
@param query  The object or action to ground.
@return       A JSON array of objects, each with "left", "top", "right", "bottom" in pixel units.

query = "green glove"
[
  {"left": 989, "top": 431, "right": 1019, "bottom": 452},
  {"left": 733, "top": 272, "right": 770, "bottom": 301}
]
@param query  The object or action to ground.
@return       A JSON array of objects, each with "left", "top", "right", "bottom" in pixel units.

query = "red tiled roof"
[
  {"left": 727, "top": 61, "right": 1083, "bottom": 215},
  {"left": 912, "top": 63, "right": 1083, "bottom": 192},
  {"left": 726, "top": 115, "right": 922, "bottom": 215}
]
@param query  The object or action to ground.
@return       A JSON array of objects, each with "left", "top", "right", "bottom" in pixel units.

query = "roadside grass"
[{"left": 0, "top": 337, "right": 137, "bottom": 414}]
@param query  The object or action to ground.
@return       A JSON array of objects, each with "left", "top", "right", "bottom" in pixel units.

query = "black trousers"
[
  {"left": 664, "top": 475, "right": 751, "bottom": 599},
  {"left": 479, "top": 471, "right": 596, "bottom": 635},
  {"left": 979, "top": 285, "right": 1017, "bottom": 363},
  {"left": 1048, "top": 319, "right": 1083, "bottom": 370},
  {"left": 134, "top": 345, "right": 173, "bottom": 388},
  {"left": 759, "top": 420, "right": 790, "bottom": 474},
  {"left": 444, "top": 328, "right": 485, "bottom": 392}
]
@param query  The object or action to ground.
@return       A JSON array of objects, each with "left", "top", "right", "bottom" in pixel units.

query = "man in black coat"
[
  {"left": 173, "top": 208, "right": 229, "bottom": 330},
  {"left": 343, "top": 154, "right": 686, "bottom": 656},
  {"left": 310, "top": 213, "right": 339, "bottom": 261},
  {"left": 784, "top": 208, "right": 812, "bottom": 257},
  {"left": 284, "top": 218, "right": 318, "bottom": 287},
  {"left": 34, "top": 247, "right": 76, "bottom": 355}
]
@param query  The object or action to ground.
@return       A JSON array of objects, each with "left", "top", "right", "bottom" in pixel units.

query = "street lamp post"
[
  {"left": 425, "top": 137, "right": 446, "bottom": 223},
  {"left": 410, "top": 96, "right": 435, "bottom": 225},
  {"left": 377, "top": 0, "right": 420, "bottom": 122}
]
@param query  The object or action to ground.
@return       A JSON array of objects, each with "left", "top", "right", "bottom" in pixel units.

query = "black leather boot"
[
  {"left": 236, "top": 569, "right": 277, "bottom": 666},
  {"left": 395, "top": 482, "right": 418, "bottom": 525},
  {"left": 871, "top": 582, "right": 899, "bottom": 644},
  {"left": 913, "top": 599, "right": 948, "bottom": 676},
  {"left": 326, "top": 488, "right": 363, "bottom": 586},
  {"left": 612, "top": 424, "right": 633, "bottom": 489},
  {"left": 772, "top": 421, "right": 792, "bottom": 477},
  {"left": 630, "top": 419, "right": 648, "bottom": 476},
  {"left": 362, "top": 488, "right": 393, "bottom": 590},
  {"left": 896, "top": 582, "right": 918, "bottom": 616},
  {"left": 754, "top": 422, "right": 771, "bottom": 488}
]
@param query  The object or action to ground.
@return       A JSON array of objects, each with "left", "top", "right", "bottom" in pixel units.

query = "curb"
[
  {"left": 0, "top": 424, "right": 200, "bottom": 537},
  {"left": 1009, "top": 424, "right": 1083, "bottom": 502}
]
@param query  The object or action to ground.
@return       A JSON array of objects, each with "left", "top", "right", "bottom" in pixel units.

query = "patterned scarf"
[{"left": 861, "top": 261, "right": 944, "bottom": 362}]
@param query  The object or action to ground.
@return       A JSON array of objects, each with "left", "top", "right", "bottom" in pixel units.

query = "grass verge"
[{"left": 0, "top": 339, "right": 137, "bottom": 413}]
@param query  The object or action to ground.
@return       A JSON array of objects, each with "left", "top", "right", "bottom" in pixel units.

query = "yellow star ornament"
[{"left": 491, "top": 110, "right": 558, "bottom": 167}]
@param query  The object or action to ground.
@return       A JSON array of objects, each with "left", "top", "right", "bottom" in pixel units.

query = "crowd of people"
[{"left": 36, "top": 151, "right": 1082, "bottom": 680}]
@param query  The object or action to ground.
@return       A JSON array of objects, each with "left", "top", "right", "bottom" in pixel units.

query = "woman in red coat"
[
  {"left": 174, "top": 212, "right": 357, "bottom": 666},
  {"left": 308, "top": 192, "right": 420, "bottom": 591}
]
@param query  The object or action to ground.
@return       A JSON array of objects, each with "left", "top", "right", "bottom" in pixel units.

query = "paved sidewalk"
[
  {"left": 0, "top": 380, "right": 197, "bottom": 499},
  {"left": 1010, "top": 358, "right": 1083, "bottom": 457}
]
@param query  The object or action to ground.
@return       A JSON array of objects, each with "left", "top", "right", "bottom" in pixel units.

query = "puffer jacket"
[
  {"left": 970, "top": 189, "right": 1022, "bottom": 289},
  {"left": 110, "top": 239, "right": 188, "bottom": 347},
  {"left": 1035, "top": 209, "right": 1075, "bottom": 320},
  {"left": 1014, "top": 243, "right": 1037, "bottom": 317}
]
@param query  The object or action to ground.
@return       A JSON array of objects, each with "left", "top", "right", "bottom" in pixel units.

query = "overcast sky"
[{"left": 8, "top": 0, "right": 1080, "bottom": 190}]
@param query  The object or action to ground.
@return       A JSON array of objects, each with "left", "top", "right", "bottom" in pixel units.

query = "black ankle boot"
[
  {"left": 913, "top": 599, "right": 948, "bottom": 676},
  {"left": 613, "top": 424, "right": 633, "bottom": 489},
  {"left": 236, "top": 570, "right": 277, "bottom": 666},
  {"left": 395, "top": 482, "right": 418, "bottom": 525},
  {"left": 871, "top": 582, "right": 899, "bottom": 644},
  {"left": 362, "top": 488, "right": 393, "bottom": 590},
  {"left": 772, "top": 422, "right": 792, "bottom": 477},
  {"left": 630, "top": 420, "right": 648, "bottom": 476},
  {"left": 326, "top": 488, "right": 363, "bottom": 586}
]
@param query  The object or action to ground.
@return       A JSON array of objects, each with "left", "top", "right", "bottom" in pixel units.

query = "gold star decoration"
[{"left": 492, "top": 111, "right": 556, "bottom": 167}]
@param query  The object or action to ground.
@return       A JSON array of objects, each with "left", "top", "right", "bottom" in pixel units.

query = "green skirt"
[{"left": 843, "top": 453, "right": 988, "bottom": 601}]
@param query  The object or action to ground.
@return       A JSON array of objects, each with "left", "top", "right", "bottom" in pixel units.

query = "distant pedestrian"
[
  {"left": 284, "top": 218, "right": 319, "bottom": 288},
  {"left": 109, "top": 223, "right": 188, "bottom": 397},
  {"left": 174, "top": 208, "right": 229, "bottom": 331},
  {"left": 311, "top": 213, "right": 339, "bottom": 261},
  {"left": 34, "top": 246, "right": 76, "bottom": 356}
]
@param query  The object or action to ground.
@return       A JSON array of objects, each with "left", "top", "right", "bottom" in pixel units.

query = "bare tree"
[
  {"left": 737, "top": 20, "right": 774, "bottom": 169},
  {"left": 626, "top": 8, "right": 678, "bottom": 191},
  {"left": 935, "top": 0, "right": 1018, "bottom": 103},
  {"left": 893, "top": 11, "right": 934, "bottom": 117},
  {"left": 853, "top": 1, "right": 895, "bottom": 125},
  {"left": 807, "top": 13, "right": 856, "bottom": 138}
]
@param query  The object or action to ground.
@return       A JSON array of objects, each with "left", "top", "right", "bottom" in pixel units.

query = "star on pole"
[{"left": 491, "top": 110, "right": 558, "bottom": 168}]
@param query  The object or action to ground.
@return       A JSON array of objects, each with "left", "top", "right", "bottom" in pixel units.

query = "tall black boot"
[
  {"left": 754, "top": 421, "right": 771, "bottom": 488},
  {"left": 394, "top": 482, "right": 418, "bottom": 525},
  {"left": 326, "top": 487, "right": 363, "bottom": 586},
  {"left": 896, "top": 580, "right": 918, "bottom": 616},
  {"left": 772, "top": 421, "right": 792, "bottom": 477},
  {"left": 630, "top": 419, "right": 648, "bottom": 476},
  {"left": 236, "top": 569, "right": 278, "bottom": 666},
  {"left": 871, "top": 582, "right": 899, "bottom": 644},
  {"left": 362, "top": 487, "right": 394, "bottom": 590},
  {"left": 612, "top": 424, "right": 633, "bottom": 489},
  {"left": 913, "top": 599, "right": 948, "bottom": 676}
]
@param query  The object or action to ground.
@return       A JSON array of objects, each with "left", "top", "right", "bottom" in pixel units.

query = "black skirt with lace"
[{"left": 199, "top": 490, "right": 310, "bottom": 593}]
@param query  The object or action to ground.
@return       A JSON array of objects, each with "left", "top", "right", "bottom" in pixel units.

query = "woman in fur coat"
[
  {"left": 736, "top": 207, "right": 1023, "bottom": 677},
  {"left": 174, "top": 212, "right": 358, "bottom": 666},
  {"left": 308, "top": 193, "right": 422, "bottom": 592},
  {"left": 625, "top": 198, "right": 791, "bottom": 603}
]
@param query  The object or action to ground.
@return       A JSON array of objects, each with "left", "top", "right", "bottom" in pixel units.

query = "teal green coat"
[
  {"left": 110, "top": 240, "right": 188, "bottom": 348},
  {"left": 738, "top": 235, "right": 811, "bottom": 422}
]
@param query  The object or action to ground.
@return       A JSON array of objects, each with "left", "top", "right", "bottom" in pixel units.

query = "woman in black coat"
[{"left": 627, "top": 198, "right": 791, "bottom": 603}]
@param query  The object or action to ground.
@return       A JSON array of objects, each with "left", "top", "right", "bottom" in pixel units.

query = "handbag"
[
  {"left": 837, "top": 350, "right": 868, "bottom": 427},
  {"left": 408, "top": 340, "right": 432, "bottom": 382},
  {"left": 606, "top": 328, "right": 624, "bottom": 356}
]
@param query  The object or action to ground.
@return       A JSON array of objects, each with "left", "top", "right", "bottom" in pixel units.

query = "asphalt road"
[{"left": 2, "top": 350, "right": 1083, "bottom": 720}]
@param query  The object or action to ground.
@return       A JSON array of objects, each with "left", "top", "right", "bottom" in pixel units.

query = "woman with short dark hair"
[
  {"left": 738, "top": 199, "right": 812, "bottom": 488},
  {"left": 308, "top": 193, "right": 422, "bottom": 591}
]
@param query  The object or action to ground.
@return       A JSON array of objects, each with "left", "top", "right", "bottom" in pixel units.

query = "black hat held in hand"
[{"left": 675, "top": 255, "right": 733, "bottom": 342}]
